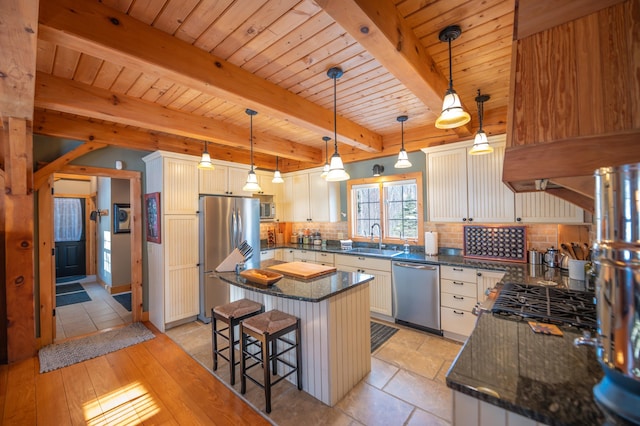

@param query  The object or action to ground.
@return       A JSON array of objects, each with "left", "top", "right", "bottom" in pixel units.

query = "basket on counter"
[{"left": 463, "top": 225, "right": 527, "bottom": 263}]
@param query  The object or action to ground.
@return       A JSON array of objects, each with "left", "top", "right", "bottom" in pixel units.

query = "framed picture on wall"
[
  {"left": 145, "top": 192, "right": 161, "bottom": 243},
  {"left": 113, "top": 203, "right": 131, "bottom": 234}
]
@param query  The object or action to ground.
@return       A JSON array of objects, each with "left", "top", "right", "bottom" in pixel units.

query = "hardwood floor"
[{"left": 0, "top": 323, "right": 270, "bottom": 425}]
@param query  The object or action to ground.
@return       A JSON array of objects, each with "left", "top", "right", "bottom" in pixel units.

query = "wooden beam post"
[{"left": 3, "top": 117, "right": 36, "bottom": 361}]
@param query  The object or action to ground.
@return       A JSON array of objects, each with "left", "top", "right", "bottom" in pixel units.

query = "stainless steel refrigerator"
[{"left": 198, "top": 195, "right": 260, "bottom": 323}]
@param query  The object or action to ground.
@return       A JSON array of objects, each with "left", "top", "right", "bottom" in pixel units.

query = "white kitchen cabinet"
[
  {"left": 293, "top": 249, "right": 316, "bottom": 262},
  {"left": 515, "top": 191, "right": 584, "bottom": 223},
  {"left": 280, "top": 248, "right": 296, "bottom": 262},
  {"left": 454, "top": 391, "right": 544, "bottom": 426},
  {"left": 260, "top": 249, "right": 274, "bottom": 261},
  {"left": 440, "top": 266, "right": 505, "bottom": 341},
  {"left": 335, "top": 254, "right": 392, "bottom": 318},
  {"left": 283, "top": 168, "right": 340, "bottom": 223},
  {"left": 425, "top": 137, "right": 514, "bottom": 223},
  {"left": 199, "top": 160, "right": 252, "bottom": 196},
  {"left": 476, "top": 269, "right": 505, "bottom": 303},
  {"left": 143, "top": 151, "right": 200, "bottom": 331},
  {"left": 315, "top": 251, "right": 334, "bottom": 266},
  {"left": 440, "top": 265, "right": 479, "bottom": 340}
]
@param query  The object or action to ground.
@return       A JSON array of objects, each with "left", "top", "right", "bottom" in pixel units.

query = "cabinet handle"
[
  {"left": 453, "top": 295, "right": 464, "bottom": 300},
  {"left": 358, "top": 257, "right": 366, "bottom": 260},
  {"left": 453, "top": 310, "right": 465, "bottom": 315},
  {"left": 453, "top": 268, "right": 463, "bottom": 272},
  {"left": 453, "top": 281, "right": 464, "bottom": 285}
]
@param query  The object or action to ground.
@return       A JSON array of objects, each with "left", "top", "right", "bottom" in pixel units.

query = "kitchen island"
[{"left": 216, "top": 263, "right": 374, "bottom": 406}]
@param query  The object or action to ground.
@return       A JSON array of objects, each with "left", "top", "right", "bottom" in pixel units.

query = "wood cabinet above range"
[{"left": 503, "top": 0, "right": 639, "bottom": 212}]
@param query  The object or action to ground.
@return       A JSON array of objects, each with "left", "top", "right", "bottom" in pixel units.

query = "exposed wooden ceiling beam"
[
  {"left": 316, "top": 0, "right": 473, "bottom": 138},
  {"left": 0, "top": 0, "right": 38, "bottom": 120},
  {"left": 38, "top": 0, "right": 383, "bottom": 153},
  {"left": 32, "top": 110, "right": 286, "bottom": 171},
  {"left": 33, "top": 141, "right": 106, "bottom": 190},
  {"left": 35, "top": 73, "right": 321, "bottom": 163}
]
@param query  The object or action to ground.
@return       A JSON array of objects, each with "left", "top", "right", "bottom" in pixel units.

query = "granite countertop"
[
  {"left": 446, "top": 313, "right": 604, "bottom": 425},
  {"left": 215, "top": 259, "right": 374, "bottom": 303}
]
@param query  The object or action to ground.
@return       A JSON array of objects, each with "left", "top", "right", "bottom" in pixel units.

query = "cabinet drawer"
[
  {"left": 315, "top": 252, "right": 334, "bottom": 265},
  {"left": 334, "top": 254, "right": 391, "bottom": 272},
  {"left": 294, "top": 249, "right": 316, "bottom": 261},
  {"left": 441, "top": 307, "right": 476, "bottom": 337},
  {"left": 260, "top": 250, "right": 274, "bottom": 260},
  {"left": 441, "top": 265, "right": 477, "bottom": 282},
  {"left": 441, "top": 292, "right": 477, "bottom": 311},
  {"left": 441, "top": 279, "right": 477, "bottom": 298}
]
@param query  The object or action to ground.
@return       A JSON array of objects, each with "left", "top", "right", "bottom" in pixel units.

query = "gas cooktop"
[{"left": 491, "top": 282, "right": 597, "bottom": 330}]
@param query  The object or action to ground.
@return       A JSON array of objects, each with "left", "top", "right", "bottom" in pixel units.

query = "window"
[
  {"left": 347, "top": 172, "right": 423, "bottom": 245},
  {"left": 54, "top": 198, "right": 83, "bottom": 242}
]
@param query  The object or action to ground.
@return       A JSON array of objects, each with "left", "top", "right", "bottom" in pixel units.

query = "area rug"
[
  {"left": 55, "top": 282, "right": 84, "bottom": 295},
  {"left": 113, "top": 292, "right": 132, "bottom": 312},
  {"left": 39, "top": 322, "right": 155, "bottom": 373},
  {"left": 371, "top": 321, "right": 399, "bottom": 353},
  {"left": 56, "top": 290, "right": 91, "bottom": 307}
]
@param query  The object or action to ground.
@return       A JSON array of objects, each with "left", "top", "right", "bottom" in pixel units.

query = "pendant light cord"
[
  {"left": 447, "top": 38, "right": 453, "bottom": 92},
  {"left": 250, "top": 113, "right": 254, "bottom": 170},
  {"left": 401, "top": 120, "right": 405, "bottom": 149},
  {"left": 333, "top": 73, "right": 339, "bottom": 154},
  {"left": 477, "top": 89, "right": 484, "bottom": 131}
]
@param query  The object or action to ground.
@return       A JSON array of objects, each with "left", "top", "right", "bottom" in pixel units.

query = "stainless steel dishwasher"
[{"left": 392, "top": 261, "right": 441, "bottom": 335}]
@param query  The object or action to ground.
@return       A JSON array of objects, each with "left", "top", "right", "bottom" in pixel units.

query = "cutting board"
[{"left": 267, "top": 261, "right": 336, "bottom": 279}]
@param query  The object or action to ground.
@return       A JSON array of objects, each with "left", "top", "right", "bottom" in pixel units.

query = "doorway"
[
  {"left": 54, "top": 197, "right": 87, "bottom": 280},
  {"left": 38, "top": 166, "right": 143, "bottom": 347}
]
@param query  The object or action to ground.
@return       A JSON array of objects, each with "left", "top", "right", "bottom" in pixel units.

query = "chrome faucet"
[{"left": 371, "top": 223, "right": 382, "bottom": 249}]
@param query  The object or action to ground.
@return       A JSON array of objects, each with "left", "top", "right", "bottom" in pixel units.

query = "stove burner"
[{"left": 491, "top": 282, "right": 597, "bottom": 330}]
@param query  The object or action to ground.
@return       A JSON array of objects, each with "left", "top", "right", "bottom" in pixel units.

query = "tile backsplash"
[{"left": 261, "top": 221, "right": 584, "bottom": 252}]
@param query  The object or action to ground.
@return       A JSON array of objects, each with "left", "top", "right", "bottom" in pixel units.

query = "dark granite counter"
[
  {"left": 216, "top": 259, "right": 374, "bottom": 303},
  {"left": 446, "top": 313, "right": 605, "bottom": 425}
]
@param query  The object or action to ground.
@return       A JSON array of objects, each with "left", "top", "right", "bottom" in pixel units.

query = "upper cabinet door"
[
  {"left": 466, "top": 143, "right": 515, "bottom": 223},
  {"left": 427, "top": 147, "right": 468, "bottom": 222},
  {"left": 227, "top": 166, "right": 252, "bottom": 196},
  {"left": 163, "top": 156, "right": 199, "bottom": 214},
  {"left": 515, "top": 192, "right": 585, "bottom": 223},
  {"left": 199, "top": 165, "right": 229, "bottom": 195},
  {"left": 290, "top": 173, "right": 310, "bottom": 222}
]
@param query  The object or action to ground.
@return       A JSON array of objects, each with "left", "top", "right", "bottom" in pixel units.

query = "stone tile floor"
[
  {"left": 55, "top": 276, "right": 132, "bottom": 341},
  {"left": 166, "top": 320, "right": 462, "bottom": 426}
]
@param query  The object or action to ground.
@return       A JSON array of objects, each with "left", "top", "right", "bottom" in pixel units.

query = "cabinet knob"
[
  {"left": 516, "top": 217, "right": 522, "bottom": 222},
  {"left": 462, "top": 218, "right": 467, "bottom": 222},
  {"left": 468, "top": 218, "right": 473, "bottom": 222},
  {"left": 477, "top": 272, "right": 482, "bottom": 277}
]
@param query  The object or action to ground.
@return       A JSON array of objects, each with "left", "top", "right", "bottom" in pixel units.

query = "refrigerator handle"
[
  {"left": 237, "top": 209, "right": 243, "bottom": 246},
  {"left": 231, "top": 208, "right": 238, "bottom": 248}
]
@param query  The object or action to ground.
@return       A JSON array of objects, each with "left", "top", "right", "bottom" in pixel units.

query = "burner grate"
[{"left": 491, "top": 283, "right": 597, "bottom": 329}]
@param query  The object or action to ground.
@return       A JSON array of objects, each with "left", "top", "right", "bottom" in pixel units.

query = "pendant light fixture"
[
  {"left": 242, "top": 109, "right": 262, "bottom": 192},
  {"left": 325, "top": 67, "right": 350, "bottom": 182},
  {"left": 320, "top": 136, "right": 331, "bottom": 179},
  {"left": 469, "top": 89, "right": 493, "bottom": 155},
  {"left": 272, "top": 156, "right": 284, "bottom": 183},
  {"left": 435, "top": 25, "right": 471, "bottom": 129},
  {"left": 197, "top": 141, "right": 214, "bottom": 169},
  {"left": 394, "top": 115, "right": 412, "bottom": 168}
]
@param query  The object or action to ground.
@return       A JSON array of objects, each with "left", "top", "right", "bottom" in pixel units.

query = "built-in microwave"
[{"left": 254, "top": 194, "right": 276, "bottom": 221}]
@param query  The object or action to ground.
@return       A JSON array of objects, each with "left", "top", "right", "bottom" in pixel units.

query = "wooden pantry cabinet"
[{"left": 143, "top": 151, "right": 200, "bottom": 332}]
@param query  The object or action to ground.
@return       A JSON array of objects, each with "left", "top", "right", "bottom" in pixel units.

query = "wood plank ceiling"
[{"left": 34, "top": 0, "right": 514, "bottom": 173}]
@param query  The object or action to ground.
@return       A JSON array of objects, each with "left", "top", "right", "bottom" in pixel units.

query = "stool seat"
[
  {"left": 214, "top": 298, "right": 263, "bottom": 319},
  {"left": 212, "top": 298, "right": 264, "bottom": 386},
  {"left": 241, "top": 310, "right": 297, "bottom": 335},
  {"left": 240, "top": 309, "right": 302, "bottom": 413}
]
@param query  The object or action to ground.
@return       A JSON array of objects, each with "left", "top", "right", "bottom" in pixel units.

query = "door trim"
[{"left": 38, "top": 165, "right": 143, "bottom": 347}]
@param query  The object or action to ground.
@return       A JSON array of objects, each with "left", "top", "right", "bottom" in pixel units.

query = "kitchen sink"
[{"left": 346, "top": 247, "right": 403, "bottom": 257}]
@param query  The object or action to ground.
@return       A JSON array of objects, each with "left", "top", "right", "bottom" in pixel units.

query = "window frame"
[{"left": 347, "top": 172, "right": 424, "bottom": 246}]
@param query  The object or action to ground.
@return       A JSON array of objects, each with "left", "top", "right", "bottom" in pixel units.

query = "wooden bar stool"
[
  {"left": 239, "top": 310, "right": 302, "bottom": 413},
  {"left": 211, "top": 298, "right": 264, "bottom": 385}
]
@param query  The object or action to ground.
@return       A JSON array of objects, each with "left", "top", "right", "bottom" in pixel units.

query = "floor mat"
[
  {"left": 113, "top": 292, "right": 132, "bottom": 312},
  {"left": 55, "top": 282, "right": 84, "bottom": 295},
  {"left": 56, "top": 275, "right": 86, "bottom": 284},
  {"left": 56, "top": 291, "right": 91, "bottom": 307},
  {"left": 39, "top": 322, "right": 155, "bottom": 373},
  {"left": 371, "top": 321, "right": 399, "bottom": 353}
]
